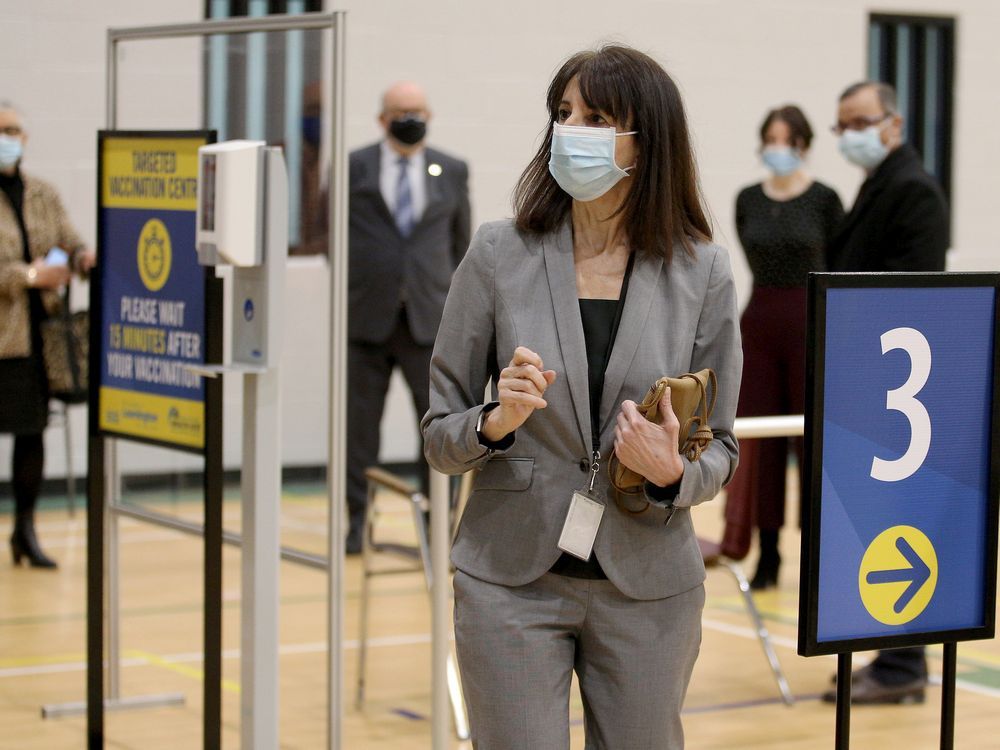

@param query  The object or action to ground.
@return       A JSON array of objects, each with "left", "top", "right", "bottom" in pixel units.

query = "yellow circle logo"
[
  {"left": 137, "top": 218, "right": 172, "bottom": 292},
  {"left": 858, "top": 525, "right": 937, "bottom": 625}
]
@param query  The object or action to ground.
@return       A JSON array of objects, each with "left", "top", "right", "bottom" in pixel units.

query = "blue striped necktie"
[{"left": 394, "top": 155, "right": 414, "bottom": 237}]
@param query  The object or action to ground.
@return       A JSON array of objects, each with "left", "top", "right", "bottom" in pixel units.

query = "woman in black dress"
[
  {"left": 728, "top": 105, "right": 844, "bottom": 588},
  {"left": 0, "top": 102, "right": 94, "bottom": 568}
]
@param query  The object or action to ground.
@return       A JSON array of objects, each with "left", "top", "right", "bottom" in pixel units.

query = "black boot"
[
  {"left": 750, "top": 529, "right": 779, "bottom": 590},
  {"left": 10, "top": 514, "right": 58, "bottom": 569}
]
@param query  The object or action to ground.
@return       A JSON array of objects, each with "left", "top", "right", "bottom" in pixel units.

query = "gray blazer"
[
  {"left": 422, "top": 219, "right": 742, "bottom": 600},
  {"left": 348, "top": 142, "right": 471, "bottom": 345}
]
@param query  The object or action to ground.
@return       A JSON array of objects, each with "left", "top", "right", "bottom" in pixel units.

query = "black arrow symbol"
[{"left": 865, "top": 536, "right": 932, "bottom": 614}]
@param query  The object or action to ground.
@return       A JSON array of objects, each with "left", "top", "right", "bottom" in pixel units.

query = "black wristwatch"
[
  {"left": 475, "top": 402, "right": 515, "bottom": 452},
  {"left": 644, "top": 479, "right": 681, "bottom": 509}
]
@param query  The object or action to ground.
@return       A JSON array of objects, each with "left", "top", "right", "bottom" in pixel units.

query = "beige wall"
[{"left": 1, "top": 0, "right": 997, "bottom": 480}]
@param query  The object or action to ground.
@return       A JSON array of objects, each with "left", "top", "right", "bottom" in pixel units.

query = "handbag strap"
[
  {"left": 58, "top": 285, "right": 83, "bottom": 390},
  {"left": 677, "top": 370, "right": 716, "bottom": 461}
]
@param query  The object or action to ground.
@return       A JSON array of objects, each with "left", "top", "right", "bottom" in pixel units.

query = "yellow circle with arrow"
[
  {"left": 858, "top": 525, "right": 937, "bottom": 626},
  {"left": 137, "top": 218, "right": 172, "bottom": 292}
]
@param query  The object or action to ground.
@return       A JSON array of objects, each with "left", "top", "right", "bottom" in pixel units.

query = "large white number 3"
[{"left": 870, "top": 327, "right": 932, "bottom": 482}]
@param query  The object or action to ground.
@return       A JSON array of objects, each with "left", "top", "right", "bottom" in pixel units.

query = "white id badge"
[{"left": 557, "top": 491, "right": 605, "bottom": 561}]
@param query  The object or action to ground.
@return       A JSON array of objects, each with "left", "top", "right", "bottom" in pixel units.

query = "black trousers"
[
  {"left": 9, "top": 433, "right": 44, "bottom": 520},
  {"left": 871, "top": 646, "right": 927, "bottom": 684},
  {"left": 346, "top": 309, "right": 432, "bottom": 532}
]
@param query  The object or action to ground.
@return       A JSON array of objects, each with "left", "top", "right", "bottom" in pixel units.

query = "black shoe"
[
  {"left": 10, "top": 519, "right": 58, "bottom": 569},
  {"left": 345, "top": 525, "right": 363, "bottom": 556},
  {"left": 749, "top": 555, "right": 779, "bottom": 590},
  {"left": 821, "top": 667, "right": 926, "bottom": 704}
]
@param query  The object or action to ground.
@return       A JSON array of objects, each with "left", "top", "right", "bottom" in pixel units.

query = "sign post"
[
  {"left": 799, "top": 273, "right": 1000, "bottom": 749},
  {"left": 88, "top": 130, "right": 221, "bottom": 747}
]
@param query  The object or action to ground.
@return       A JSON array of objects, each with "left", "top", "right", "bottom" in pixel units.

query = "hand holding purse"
[{"left": 608, "top": 369, "right": 717, "bottom": 506}]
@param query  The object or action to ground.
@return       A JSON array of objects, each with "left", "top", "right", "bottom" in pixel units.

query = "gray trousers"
[{"left": 454, "top": 570, "right": 705, "bottom": 750}]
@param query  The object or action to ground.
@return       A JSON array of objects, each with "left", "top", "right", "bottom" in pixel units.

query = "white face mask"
[
  {"left": 0, "top": 135, "right": 22, "bottom": 170},
  {"left": 548, "top": 122, "right": 637, "bottom": 202},
  {"left": 760, "top": 145, "right": 802, "bottom": 176},
  {"left": 839, "top": 124, "right": 889, "bottom": 170}
]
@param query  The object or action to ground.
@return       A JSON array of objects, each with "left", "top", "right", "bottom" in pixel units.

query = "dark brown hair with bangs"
[{"left": 512, "top": 45, "right": 711, "bottom": 262}]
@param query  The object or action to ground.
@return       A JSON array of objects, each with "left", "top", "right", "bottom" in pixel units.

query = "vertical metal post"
[
  {"left": 326, "top": 12, "right": 347, "bottom": 750},
  {"left": 203, "top": 270, "right": 225, "bottom": 750},
  {"left": 106, "top": 441, "right": 121, "bottom": 702},
  {"left": 86, "top": 434, "right": 106, "bottom": 749},
  {"left": 941, "top": 642, "right": 957, "bottom": 750},
  {"left": 835, "top": 652, "right": 852, "bottom": 750},
  {"left": 283, "top": 0, "right": 304, "bottom": 247},
  {"left": 207, "top": 0, "right": 229, "bottom": 141},
  {"left": 430, "top": 469, "right": 451, "bottom": 749},
  {"left": 241, "top": 371, "right": 281, "bottom": 749},
  {"left": 245, "top": 0, "right": 267, "bottom": 141}
]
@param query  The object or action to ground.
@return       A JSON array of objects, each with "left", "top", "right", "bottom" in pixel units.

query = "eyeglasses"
[
  {"left": 0, "top": 126, "right": 23, "bottom": 137},
  {"left": 831, "top": 114, "right": 890, "bottom": 136}
]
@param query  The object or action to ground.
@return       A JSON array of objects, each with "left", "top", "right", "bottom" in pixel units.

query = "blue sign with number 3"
[{"left": 811, "top": 283, "right": 996, "bottom": 647}]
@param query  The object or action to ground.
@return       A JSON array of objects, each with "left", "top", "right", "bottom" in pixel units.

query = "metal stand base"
[{"left": 42, "top": 693, "right": 185, "bottom": 719}]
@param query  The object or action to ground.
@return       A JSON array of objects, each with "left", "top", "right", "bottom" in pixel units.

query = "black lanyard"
[{"left": 589, "top": 250, "right": 636, "bottom": 456}]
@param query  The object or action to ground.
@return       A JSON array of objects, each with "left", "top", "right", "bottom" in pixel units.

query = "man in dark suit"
[
  {"left": 822, "top": 81, "right": 949, "bottom": 704},
  {"left": 346, "top": 81, "right": 471, "bottom": 554}
]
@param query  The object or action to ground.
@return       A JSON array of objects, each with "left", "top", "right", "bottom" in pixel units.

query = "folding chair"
[{"left": 354, "top": 466, "right": 470, "bottom": 740}]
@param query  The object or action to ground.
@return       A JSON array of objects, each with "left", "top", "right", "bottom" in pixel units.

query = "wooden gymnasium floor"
[{"left": 1, "top": 472, "right": 999, "bottom": 749}]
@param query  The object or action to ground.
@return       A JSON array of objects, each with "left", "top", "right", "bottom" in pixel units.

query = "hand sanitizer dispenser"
[
  {"left": 195, "top": 140, "right": 287, "bottom": 369},
  {"left": 194, "top": 139, "right": 289, "bottom": 749}
]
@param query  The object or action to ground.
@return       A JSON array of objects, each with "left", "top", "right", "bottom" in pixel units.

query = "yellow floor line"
[
  {"left": 124, "top": 649, "right": 241, "bottom": 694},
  {"left": 0, "top": 652, "right": 88, "bottom": 669}
]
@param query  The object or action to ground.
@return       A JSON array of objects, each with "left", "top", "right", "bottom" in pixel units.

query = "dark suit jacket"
[
  {"left": 348, "top": 142, "right": 471, "bottom": 345},
  {"left": 827, "top": 144, "right": 949, "bottom": 272}
]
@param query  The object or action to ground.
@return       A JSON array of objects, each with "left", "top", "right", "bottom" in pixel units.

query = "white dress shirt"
[{"left": 379, "top": 140, "right": 427, "bottom": 224}]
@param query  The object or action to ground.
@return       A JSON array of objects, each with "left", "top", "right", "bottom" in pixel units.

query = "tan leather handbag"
[{"left": 608, "top": 369, "right": 717, "bottom": 507}]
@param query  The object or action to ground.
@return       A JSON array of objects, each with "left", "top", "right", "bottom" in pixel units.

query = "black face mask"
[{"left": 389, "top": 116, "right": 427, "bottom": 146}]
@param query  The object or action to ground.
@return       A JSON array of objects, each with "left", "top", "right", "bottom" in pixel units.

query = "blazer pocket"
[{"left": 474, "top": 457, "right": 534, "bottom": 491}]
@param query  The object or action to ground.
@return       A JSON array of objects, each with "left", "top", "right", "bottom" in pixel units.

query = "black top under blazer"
[
  {"left": 826, "top": 144, "right": 949, "bottom": 273},
  {"left": 348, "top": 142, "right": 472, "bottom": 345}
]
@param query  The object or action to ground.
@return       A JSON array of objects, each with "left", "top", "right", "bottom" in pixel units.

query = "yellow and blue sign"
[
  {"left": 96, "top": 133, "right": 211, "bottom": 451},
  {"left": 800, "top": 275, "right": 1000, "bottom": 656}
]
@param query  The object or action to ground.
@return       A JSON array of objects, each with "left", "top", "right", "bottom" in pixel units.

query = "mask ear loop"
[{"left": 616, "top": 130, "right": 638, "bottom": 173}]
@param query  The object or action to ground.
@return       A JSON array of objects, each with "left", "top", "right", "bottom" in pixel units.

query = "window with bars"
[
  {"left": 202, "top": 0, "right": 328, "bottom": 254},
  {"left": 868, "top": 13, "right": 955, "bottom": 200}
]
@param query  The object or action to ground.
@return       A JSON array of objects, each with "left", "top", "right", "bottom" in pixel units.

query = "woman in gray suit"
[{"left": 422, "top": 45, "right": 742, "bottom": 749}]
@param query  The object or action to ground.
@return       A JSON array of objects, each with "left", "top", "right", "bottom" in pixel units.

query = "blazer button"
[{"left": 579, "top": 458, "right": 589, "bottom": 472}]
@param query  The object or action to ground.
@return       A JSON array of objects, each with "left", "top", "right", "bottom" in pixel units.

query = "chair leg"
[
  {"left": 60, "top": 402, "right": 75, "bottom": 517},
  {"left": 447, "top": 650, "right": 470, "bottom": 741},
  {"left": 355, "top": 482, "right": 378, "bottom": 710},
  {"left": 721, "top": 559, "right": 795, "bottom": 706},
  {"left": 411, "top": 493, "right": 433, "bottom": 591}
]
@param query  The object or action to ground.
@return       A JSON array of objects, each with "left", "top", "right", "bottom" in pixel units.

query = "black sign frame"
[{"left": 798, "top": 272, "right": 1000, "bottom": 658}]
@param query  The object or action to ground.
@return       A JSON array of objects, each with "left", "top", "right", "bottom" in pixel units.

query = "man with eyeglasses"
[{"left": 822, "top": 81, "right": 949, "bottom": 705}]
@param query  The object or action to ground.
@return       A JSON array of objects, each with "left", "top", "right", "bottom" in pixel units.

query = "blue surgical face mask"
[
  {"left": 839, "top": 125, "right": 888, "bottom": 170},
  {"left": 301, "top": 115, "right": 320, "bottom": 147},
  {"left": 760, "top": 146, "right": 802, "bottom": 176},
  {"left": 548, "top": 121, "right": 637, "bottom": 202},
  {"left": 0, "top": 136, "right": 22, "bottom": 170}
]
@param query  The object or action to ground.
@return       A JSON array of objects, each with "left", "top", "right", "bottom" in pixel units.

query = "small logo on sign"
[
  {"left": 137, "top": 218, "right": 172, "bottom": 292},
  {"left": 244, "top": 299, "right": 254, "bottom": 321}
]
